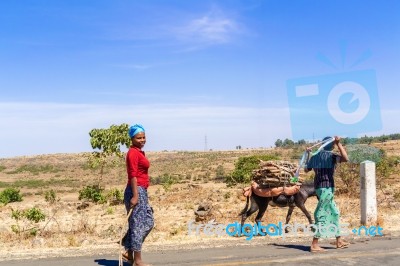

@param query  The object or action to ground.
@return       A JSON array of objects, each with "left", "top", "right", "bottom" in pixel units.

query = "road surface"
[{"left": 1, "top": 237, "right": 400, "bottom": 265}]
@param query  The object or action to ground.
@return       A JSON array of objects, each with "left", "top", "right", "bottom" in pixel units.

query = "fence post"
[{"left": 360, "top": 160, "right": 377, "bottom": 225}]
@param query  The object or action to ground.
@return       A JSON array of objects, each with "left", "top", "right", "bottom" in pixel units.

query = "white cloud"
[
  {"left": 103, "top": 5, "right": 243, "bottom": 49},
  {"left": 173, "top": 8, "right": 241, "bottom": 47},
  {"left": 0, "top": 102, "right": 290, "bottom": 158}
]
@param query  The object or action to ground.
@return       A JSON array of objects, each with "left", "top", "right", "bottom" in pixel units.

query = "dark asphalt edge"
[{"left": 1, "top": 231, "right": 399, "bottom": 262}]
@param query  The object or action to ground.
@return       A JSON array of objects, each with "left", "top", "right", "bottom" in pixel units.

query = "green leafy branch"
[
  {"left": 87, "top": 123, "right": 131, "bottom": 188},
  {"left": 10, "top": 207, "right": 46, "bottom": 237}
]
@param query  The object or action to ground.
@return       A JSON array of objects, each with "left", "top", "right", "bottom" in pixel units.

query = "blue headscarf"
[{"left": 128, "top": 124, "right": 145, "bottom": 138}]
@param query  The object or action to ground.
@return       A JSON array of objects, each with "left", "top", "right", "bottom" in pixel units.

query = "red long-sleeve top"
[{"left": 126, "top": 146, "right": 150, "bottom": 189}]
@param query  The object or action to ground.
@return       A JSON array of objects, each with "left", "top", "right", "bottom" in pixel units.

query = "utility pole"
[{"left": 204, "top": 135, "right": 208, "bottom": 152}]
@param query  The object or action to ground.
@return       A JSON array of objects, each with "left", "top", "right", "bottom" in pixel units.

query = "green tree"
[
  {"left": 275, "top": 139, "right": 283, "bottom": 147},
  {"left": 297, "top": 139, "right": 306, "bottom": 145},
  {"left": 378, "top": 135, "right": 390, "bottom": 143},
  {"left": 359, "top": 135, "right": 373, "bottom": 144},
  {"left": 88, "top": 123, "right": 131, "bottom": 188},
  {"left": 283, "top": 138, "right": 294, "bottom": 147}
]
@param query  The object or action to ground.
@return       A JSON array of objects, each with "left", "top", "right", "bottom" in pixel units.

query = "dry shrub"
[
  {"left": 335, "top": 163, "right": 360, "bottom": 195},
  {"left": 75, "top": 214, "right": 95, "bottom": 234},
  {"left": 69, "top": 235, "right": 80, "bottom": 247},
  {"left": 376, "top": 216, "right": 385, "bottom": 227}
]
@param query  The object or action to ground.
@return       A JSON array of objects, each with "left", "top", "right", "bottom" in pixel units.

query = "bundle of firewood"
[{"left": 251, "top": 160, "right": 304, "bottom": 188}]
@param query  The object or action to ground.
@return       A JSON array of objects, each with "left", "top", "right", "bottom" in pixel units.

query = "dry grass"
[
  {"left": 372, "top": 140, "right": 400, "bottom": 156},
  {"left": 0, "top": 142, "right": 399, "bottom": 254}
]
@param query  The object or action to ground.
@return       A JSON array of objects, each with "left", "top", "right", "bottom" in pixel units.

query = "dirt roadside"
[{"left": 1, "top": 144, "right": 400, "bottom": 261}]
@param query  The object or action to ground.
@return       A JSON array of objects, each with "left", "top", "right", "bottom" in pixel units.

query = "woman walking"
[{"left": 122, "top": 124, "right": 154, "bottom": 266}]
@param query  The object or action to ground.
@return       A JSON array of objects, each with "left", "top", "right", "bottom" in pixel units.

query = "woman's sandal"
[
  {"left": 121, "top": 251, "right": 134, "bottom": 264},
  {"left": 310, "top": 246, "right": 327, "bottom": 253},
  {"left": 336, "top": 241, "right": 350, "bottom": 249}
]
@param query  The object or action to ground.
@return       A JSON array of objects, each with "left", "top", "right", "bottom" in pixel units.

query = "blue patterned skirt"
[{"left": 123, "top": 185, "right": 154, "bottom": 252}]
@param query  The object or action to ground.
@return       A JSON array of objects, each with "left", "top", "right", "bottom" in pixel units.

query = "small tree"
[
  {"left": 44, "top": 189, "right": 58, "bottom": 204},
  {"left": 297, "top": 139, "right": 306, "bottom": 145},
  {"left": 275, "top": 139, "right": 283, "bottom": 148},
  {"left": 283, "top": 138, "right": 294, "bottom": 148},
  {"left": 88, "top": 123, "right": 131, "bottom": 188}
]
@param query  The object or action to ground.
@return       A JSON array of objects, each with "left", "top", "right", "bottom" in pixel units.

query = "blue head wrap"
[
  {"left": 322, "top": 136, "right": 334, "bottom": 151},
  {"left": 128, "top": 124, "right": 145, "bottom": 138}
]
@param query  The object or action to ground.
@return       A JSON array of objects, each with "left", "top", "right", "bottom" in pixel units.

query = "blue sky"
[{"left": 1, "top": 0, "right": 399, "bottom": 157}]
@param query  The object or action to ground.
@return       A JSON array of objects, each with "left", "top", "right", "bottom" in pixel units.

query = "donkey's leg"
[
  {"left": 253, "top": 198, "right": 269, "bottom": 236},
  {"left": 296, "top": 202, "right": 313, "bottom": 225},
  {"left": 284, "top": 206, "right": 295, "bottom": 233},
  {"left": 254, "top": 198, "right": 269, "bottom": 224}
]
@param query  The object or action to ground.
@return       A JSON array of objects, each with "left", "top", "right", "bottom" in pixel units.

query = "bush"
[
  {"left": 0, "top": 188, "right": 23, "bottom": 205},
  {"left": 106, "top": 188, "right": 124, "bottom": 205},
  {"left": 226, "top": 154, "right": 279, "bottom": 185},
  {"left": 335, "top": 162, "right": 359, "bottom": 195},
  {"left": 6, "top": 164, "right": 60, "bottom": 175},
  {"left": 215, "top": 165, "right": 225, "bottom": 179},
  {"left": 10, "top": 207, "right": 46, "bottom": 236},
  {"left": 24, "top": 207, "right": 46, "bottom": 223},
  {"left": 346, "top": 144, "right": 384, "bottom": 164},
  {"left": 44, "top": 189, "right": 57, "bottom": 204},
  {"left": 78, "top": 186, "right": 124, "bottom": 204},
  {"left": 78, "top": 185, "right": 106, "bottom": 203},
  {"left": 159, "top": 174, "right": 179, "bottom": 191},
  {"left": 335, "top": 147, "right": 396, "bottom": 195}
]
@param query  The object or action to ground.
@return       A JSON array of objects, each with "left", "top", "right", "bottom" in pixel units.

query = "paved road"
[{"left": 1, "top": 237, "right": 400, "bottom": 266}]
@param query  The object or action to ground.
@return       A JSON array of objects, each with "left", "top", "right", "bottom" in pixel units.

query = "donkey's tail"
[{"left": 239, "top": 194, "right": 250, "bottom": 216}]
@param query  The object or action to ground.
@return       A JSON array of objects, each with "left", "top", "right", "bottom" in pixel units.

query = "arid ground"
[{"left": 1, "top": 141, "right": 399, "bottom": 260}]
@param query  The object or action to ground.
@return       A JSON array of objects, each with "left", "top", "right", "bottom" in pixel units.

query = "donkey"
[{"left": 240, "top": 182, "right": 317, "bottom": 232}]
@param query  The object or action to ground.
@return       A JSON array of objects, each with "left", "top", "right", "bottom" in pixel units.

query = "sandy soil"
[{"left": 1, "top": 143, "right": 399, "bottom": 261}]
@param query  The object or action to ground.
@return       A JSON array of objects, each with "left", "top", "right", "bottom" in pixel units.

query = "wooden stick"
[{"left": 119, "top": 208, "right": 133, "bottom": 266}]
